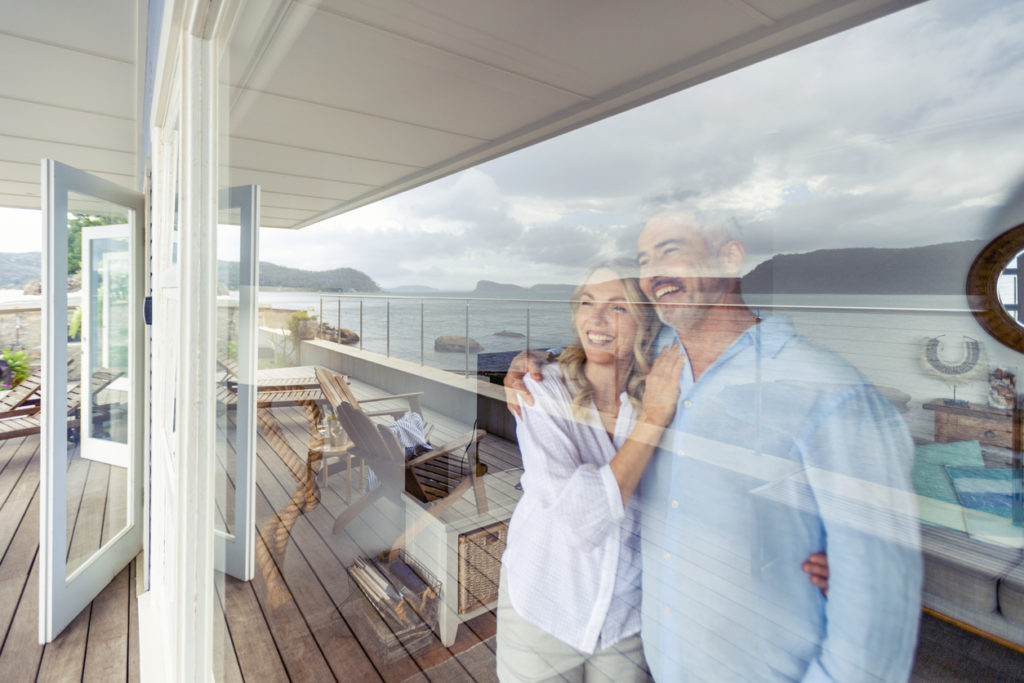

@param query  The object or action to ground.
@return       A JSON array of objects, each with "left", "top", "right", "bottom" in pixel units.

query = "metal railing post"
[
  {"left": 319, "top": 297, "right": 323, "bottom": 338},
  {"left": 526, "top": 303, "right": 531, "bottom": 353},
  {"left": 359, "top": 300, "right": 363, "bottom": 350},
  {"left": 464, "top": 299, "right": 470, "bottom": 377},
  {"left": 386, "top": 298, "right": 391, "bottom": 357},
  {"left": 337, "top": 299, "right": 341, "bottom": 339},
  {"left": 420, "top": 301, "right": 425, "bottom": 366}
]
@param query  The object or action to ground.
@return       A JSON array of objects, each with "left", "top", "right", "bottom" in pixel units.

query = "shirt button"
[
  {"left": 664, "top": 552, "right": 671, "bottom": 561},
  {"left": 671, "top": 500, "right": 679, "bottom": 508},
  {"left": 665, "top": 606, "right": 671, "bottom": 615},
  {"left": 683, "top": 400, "right": 692, "bottom": 408},
  {"left": 677, "top": 450, "right": 685, "bottom": 457}
]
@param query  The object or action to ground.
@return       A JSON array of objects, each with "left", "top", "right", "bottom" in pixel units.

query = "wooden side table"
[
  {"left": 401, "top": 468, "right": 523, "bottom": 646},
  {"left": 923, "top": 400, "right": 1015, "bottom": 449}
]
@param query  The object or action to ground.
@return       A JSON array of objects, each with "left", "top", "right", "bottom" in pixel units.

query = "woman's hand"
[
  {"left": 638, "top": 342, "right": 686, "bottom": 428},
  {"left": 802, "top": 553, "right": 829, "bottom": 596},
  {"left": 503, "top": 349, "right": 551, "bottom": 417}
]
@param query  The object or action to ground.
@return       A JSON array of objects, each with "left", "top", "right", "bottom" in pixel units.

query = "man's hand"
[
  {"left": 802, "top": 552, "right": 829, "bottom": 596},
  {"left": 503, "top": 349, "right": 552, "bottom": 418}
]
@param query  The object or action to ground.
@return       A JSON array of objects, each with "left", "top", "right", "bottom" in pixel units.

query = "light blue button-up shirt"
[{"left": 640, "top": 316, "right": 922, "bottom": 682}]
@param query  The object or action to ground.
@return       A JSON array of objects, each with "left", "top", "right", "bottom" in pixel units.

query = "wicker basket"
[{"left": 457, "top": 520, "right": 507, "bottom": 614}]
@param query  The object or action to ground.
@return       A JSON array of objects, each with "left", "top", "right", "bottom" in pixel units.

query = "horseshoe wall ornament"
[
  {"left": 924, "top": 336, "right": 982, "bottom": 376},
  {"left": 920, "top": 335, "right": 987, "bottom": 405}
]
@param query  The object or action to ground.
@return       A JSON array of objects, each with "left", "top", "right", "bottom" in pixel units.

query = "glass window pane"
[{"left": 65, "top": 190, "right": 133, "bottom": 578}]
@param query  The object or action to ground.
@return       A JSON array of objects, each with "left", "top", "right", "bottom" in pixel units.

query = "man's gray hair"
[{"left": 643, "top": 210, "right": 742, "bottom": 253}]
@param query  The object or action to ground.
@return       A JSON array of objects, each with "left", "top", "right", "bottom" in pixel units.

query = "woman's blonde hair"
[{"left": 558, "top": 259, "right": 661, "bottom": 418}]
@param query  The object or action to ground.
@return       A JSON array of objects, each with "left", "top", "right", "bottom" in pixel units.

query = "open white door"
[
  {"left": 39, "top": 160, "right": 145, "bottom": 643},
  {"left": 214, "top": 185, "right": 260, "bottom": 580},
  {"left": 80, "top": 223, "right": 132, "bottom": 468}
]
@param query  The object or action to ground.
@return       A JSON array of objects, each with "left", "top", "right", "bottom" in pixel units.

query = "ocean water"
[{"left": 259, "top": 290, "right": 575, "bottom": 373}]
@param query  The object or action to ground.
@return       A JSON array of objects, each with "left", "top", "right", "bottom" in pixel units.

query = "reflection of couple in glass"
[{"left": 498, "top": 211, "right": 921, "bottom": 682}]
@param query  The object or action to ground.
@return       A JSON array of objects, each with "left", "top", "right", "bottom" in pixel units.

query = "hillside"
[
  {"left": 0, "top": 251, "right": 381, "bottom": 292},
  {"left": 389, "top": 285, "right": 441, "bottom": 293},
  {"left": 217, "top": 261, "right": 381, "bottom": 292},
  {"left": 471, "top": 280, "right": 575, "bottom": 298},
  {"left": 742, "top": 241, "right": 987, "bottom": 295},
  {"left": 0, "top": 252, "right": 40, "bottom": 288}
]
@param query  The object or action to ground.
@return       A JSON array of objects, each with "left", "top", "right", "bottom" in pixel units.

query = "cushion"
[
  {"left": 946, "top": 466, "right": 1024, "bottom": 548},
  {"left": 998, "top": 561, "right": 1024, "bottom": 625},
  {"left": 947, "top": 466, "right": 1016, "bottom": 519},
  {"left": 921, "top": 525, "right": 1020, "bottom": 613},
  {"left": 913, "top": 441, "right": 984, "bottom": 504}
]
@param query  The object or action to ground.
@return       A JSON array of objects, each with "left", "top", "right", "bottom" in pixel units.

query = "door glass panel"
[
  {"left": 65, "top": 190, "right": 133, "bottom": 578},
  {"left": 213, "top": 184, "right": 259, "bottom": 581},
  {"left": 215, "top": 209, "right": 242, "bottom": 536}
]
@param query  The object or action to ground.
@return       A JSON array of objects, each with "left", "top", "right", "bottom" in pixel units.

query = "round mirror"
[{"left": 966, "top": 222, "right": 1024, "bottom": 352}]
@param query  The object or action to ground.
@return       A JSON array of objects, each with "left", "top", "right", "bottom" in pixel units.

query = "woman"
[
  {"left": 497, "top": 261, "right": 683, "bottom": 682},
  {"left": 496, "top": 262, "right": 831, "bottom": 682}
]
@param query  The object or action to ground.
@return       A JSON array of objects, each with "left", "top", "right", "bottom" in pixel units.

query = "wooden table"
[
  {"left": 923, "top": 399, "right": 1017, "bottom": 450},
  {"left": 401, "top": 468, "right": 523, "bottom": 646}
]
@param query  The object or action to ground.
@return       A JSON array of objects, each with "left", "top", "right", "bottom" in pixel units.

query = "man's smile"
[{"left": 649, "top": 278, "right": 685, "bottom": 301}]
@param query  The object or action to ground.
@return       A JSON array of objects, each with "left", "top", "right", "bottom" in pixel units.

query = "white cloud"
[
  {"left": 248, "top": 0, "right": 1024, "bottom": 290},
  {"left": 0, "top": 208, "right": 42, "bottom": 253}
]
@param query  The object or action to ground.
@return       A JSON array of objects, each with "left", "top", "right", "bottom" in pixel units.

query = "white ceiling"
[
  {"left": 0, "top": 0, "right": 140, "bottom": 211},
  {"left": 0, "top": 0, "right": 921, "bottom": 226}
]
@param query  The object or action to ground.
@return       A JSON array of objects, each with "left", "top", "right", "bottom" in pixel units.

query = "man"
[{"left": 507, "top": 210, "right": 922, "bottom": 681}]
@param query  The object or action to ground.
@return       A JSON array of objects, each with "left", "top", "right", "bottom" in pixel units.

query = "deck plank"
[
  {"left": 66, "top": 457, "right": 110, "bottom": 572},
  {"left": 214, "top": 409, "right": 238, "bottom": 534},
  {"left": 36, "top": 594, "right": 90, "bottom": 682},
  {"left": 251, "top": 476, "right": 384, "bottom": 682},
  {"left": 0, "top": 436, "right": 32, "bottom": 509},
  {"left": 222, "top": 576, "right": 290, "bottom": 682},
  {"left": 213, "top": 581, "right": 245, "bottom": 683},
  {"left": 0, "top": 371, "right": 524, "bottom": 682},
  {"left": 251, "top": 422, "right": 404, "bottom": 681},
  {"left": 0, "top": 549, "right": 43, "bottom": 682},
  {"left": 0, "top": 437, "right": 39, "bottom": 567},
  {"left": 252, "top": 415, "right": 419, "bottom": 679},
  {"left": 82, "top": 564, "right": 131, "bottom": 682},
  {"left": 266, "top": 405, "right": 495, "bottom": 676},
  {"left": 128, "top": 561, "right": 140, "bottom": 683},
  {"left": 0, "top": 460, "right": 40, "bottom": 644},
  {"left": 100, "top": 464, "right": 129, "bottom": 549},
  {"left": 248, "top": 508, "right": 358, "bottom": 682}
]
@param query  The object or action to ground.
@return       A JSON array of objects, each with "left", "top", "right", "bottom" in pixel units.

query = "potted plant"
[
  {"left": 287, "top": 310, "right": 319, "bottom": 342},
  {"left": 0, "top": 348, "right": 32, "bottom": 387}
]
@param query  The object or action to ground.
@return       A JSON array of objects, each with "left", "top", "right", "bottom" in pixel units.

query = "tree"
[{"left": 67, "top": 213, "right": 128, "bottom": 275}]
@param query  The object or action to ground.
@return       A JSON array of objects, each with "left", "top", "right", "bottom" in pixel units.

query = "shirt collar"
[
  {"left": 656, "top": 314, "right": 797, "bottom": 362},
  {"left": 738, "top": 314, "right": 795, "bottom": 358}
]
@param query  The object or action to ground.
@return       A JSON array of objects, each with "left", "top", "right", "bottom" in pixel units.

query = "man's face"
[{"left": 637, "top": 217, "right": 731, "bottom": 333}]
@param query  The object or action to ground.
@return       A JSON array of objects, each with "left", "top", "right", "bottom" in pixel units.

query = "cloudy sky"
[
  {"left": 255, "top": 0, "right": 1024, "bottom": 290},
  {"left": 5, "top": 0, "right": 1024, "bottom": 292}
]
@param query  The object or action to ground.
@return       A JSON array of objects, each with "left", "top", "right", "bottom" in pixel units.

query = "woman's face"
[{"left": 574, "top": 269, "right": 641, "bottom": 367}]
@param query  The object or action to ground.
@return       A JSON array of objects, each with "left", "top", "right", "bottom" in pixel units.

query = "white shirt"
[{"left": 503, "top": 363, "right": 643, "bottom": 654}]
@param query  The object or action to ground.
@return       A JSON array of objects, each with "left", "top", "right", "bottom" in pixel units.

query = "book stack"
[{"left": 346, "top": 556, "right": 438, "bottom": 663}]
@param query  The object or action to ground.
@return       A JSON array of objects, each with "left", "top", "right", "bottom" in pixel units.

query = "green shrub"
[
  {"left": 286, "top": 310, "right": 318, "bottom": 349},
  {"left": 69, "top": 306, "right": 82, "bottom": 341},
  {"left": 1, "top": 348, "right": 32, "bottom": 386}
]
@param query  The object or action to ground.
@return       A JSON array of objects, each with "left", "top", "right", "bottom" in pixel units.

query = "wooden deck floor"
[
  {"left": 212, "top": 374, "right": 522, "bottom": 682},
  {"left": 0, "top": 370, "right": 516, "bottom": 683},
  {"left": 4, "top": 368, "right": 1021, "bottom": 681},
  {"left": 0, "top": 431, "right": 140, "bottom": 682}
]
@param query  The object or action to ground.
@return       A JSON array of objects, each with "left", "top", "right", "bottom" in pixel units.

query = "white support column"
[{"left": 176, "top": 30, "right": 217, "bottom": 683}]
